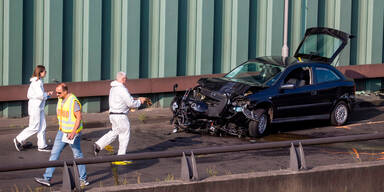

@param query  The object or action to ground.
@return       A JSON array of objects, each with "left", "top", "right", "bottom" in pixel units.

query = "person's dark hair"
[
  {"left": 32, "top": 65, "right": 46, "bottom": 79},
  {"left": 57, "top": 83, "right": 68, "bottom": 92}
]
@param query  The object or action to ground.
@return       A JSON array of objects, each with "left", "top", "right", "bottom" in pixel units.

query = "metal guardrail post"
[
  {"left": 289, "top": 142, "right": 307, "bottom": 171},
  {"left": 181, "top": 152, "right": 199, "bottom": 181},
  {"left": 289, "top": 143, "right": 299, "bottom": 171},
  {"left": 73, "top": 161, "right": 81, "bottom": 191},
  {"left": 62, "top": 162, "right": 72, "bottom": 192},
  {"left": 61, "top": 161, "right": 82, "bottom": 191},
  {"left": 190, "top": 152, "right": 199, "bottom": 181},
  {"left": 298, "top": 142, "right": 307, "bottom": 170},
  {"left": 181, "top": 152, "right": 188, "bottom": 181}
]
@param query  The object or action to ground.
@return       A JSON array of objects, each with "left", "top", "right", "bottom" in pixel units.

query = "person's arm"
[
  {"left": 67, "top": 101, "right": 82, "bottom": 140},
  {"left": 67, "top": 110, "right": 81, "bottom": 140},
  {"left": 120, "top": 88, "right": 142, "bottom": 108},
  {"left": 45, "top": 91, "right": 53, "bottom": 100}
]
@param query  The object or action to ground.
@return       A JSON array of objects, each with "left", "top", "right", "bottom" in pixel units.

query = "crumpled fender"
[
  {"left": 242, "top": 106, "right": 265, "bottom": 121},
  {"left": 331, "top": 93, "right": 355, "bottom": 112}
]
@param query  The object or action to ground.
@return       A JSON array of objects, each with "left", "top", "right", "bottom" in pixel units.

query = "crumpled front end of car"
[
  {"left": 170, "top": 79, "right": 261, "bottom": 137},
  {"left": 170, "top": 86, "right": 229, "bottom": 126}
]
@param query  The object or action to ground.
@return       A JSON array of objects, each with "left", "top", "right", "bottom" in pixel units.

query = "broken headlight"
[
  {"left": 171, "top": 101, "right": 178, "bottom": 111},
  {"left": 233, "top": 106, "right": 243, "bottom": 112},
  {"left": 231, "top": 99, "right": 250, "bottom": 112}
]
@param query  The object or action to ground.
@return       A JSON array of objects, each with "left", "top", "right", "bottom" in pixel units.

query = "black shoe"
[
  {"left": 34, "top": 177, "right": 51, "bottom": 187},
  {"left": 93, "top": 143, "right": 100, "bottom": 156},
  {"left": 38, "top": 146, "right": 52, "bottom": 152},
  {"left": 13, "top": 138, "right": 22, "bottom": 152}
]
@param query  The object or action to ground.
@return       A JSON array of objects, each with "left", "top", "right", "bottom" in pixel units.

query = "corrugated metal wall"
[{"left": 1, "top": 0, "right": 383, "bottom": 117}]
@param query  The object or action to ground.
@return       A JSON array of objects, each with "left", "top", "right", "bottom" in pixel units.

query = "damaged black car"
[{"left": 170, "top": 27, "right": 356, "bottom": 138}]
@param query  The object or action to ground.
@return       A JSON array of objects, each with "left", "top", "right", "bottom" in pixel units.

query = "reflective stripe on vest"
[{"left": 57, "top": 94, "right": 83, "bottom": 133}]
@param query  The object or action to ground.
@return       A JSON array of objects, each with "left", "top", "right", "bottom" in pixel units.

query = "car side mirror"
[
  {"left": 280, "top": 84, "right": 295, "bottom": 90},
  {"left": 173, "top": 84, "right": 178, "bottom": 93}
]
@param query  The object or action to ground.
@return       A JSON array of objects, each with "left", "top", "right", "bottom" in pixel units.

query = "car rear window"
[{"left": 297, "top": 34, "right": 343, "bottom": 59}]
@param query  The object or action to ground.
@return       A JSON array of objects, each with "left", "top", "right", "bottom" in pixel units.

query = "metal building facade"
[{"left": 0, "top": 0, "right": 383, "bottom": 117}]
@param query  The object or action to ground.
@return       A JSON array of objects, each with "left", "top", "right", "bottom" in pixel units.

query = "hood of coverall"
[
  {"left": 110, "top": 80, "right": 124, "bottom": 87},
  {"left": 30, "top": 77, "right": 39, "bottom": 82}
]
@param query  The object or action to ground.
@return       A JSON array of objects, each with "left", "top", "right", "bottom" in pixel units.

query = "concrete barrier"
[{"left": 89, "top": 160, "right": 384, "bottom": 192}]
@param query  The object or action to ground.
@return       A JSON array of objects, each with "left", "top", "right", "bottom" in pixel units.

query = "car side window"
[
  {"left": 315, "top": 67, "right": 340, "bottom": 84},
  {"left": 283, "top": 67, "right": 312, "bottom": 88}
]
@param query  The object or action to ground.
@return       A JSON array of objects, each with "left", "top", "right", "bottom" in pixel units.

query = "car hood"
[{"left": 197, "top": 77, "right": 262, "bottom": 96}]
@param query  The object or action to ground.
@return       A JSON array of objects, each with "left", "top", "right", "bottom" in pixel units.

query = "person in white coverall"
[
  {"left": 14, "top": 65, "right": 53, "bottom": 152},
  {"left": 94, "top": 71, "right": 146, "bottom": 164}
]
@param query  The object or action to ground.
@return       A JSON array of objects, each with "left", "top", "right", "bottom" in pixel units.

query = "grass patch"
[
  {"left": 164, "top": 173, "right": 175, "bottom": 182},
  {"left": 135, "top": 171, "right": 142, "bottom": 184},
  {"left": 224, "top": 170, "right": 232, "bottom": 175},
  {"left": 137, "top": 113, "right": 148, "bottom": 123},
  {"left": 206, "top": 166, "right": 218, "bottom": 177}
]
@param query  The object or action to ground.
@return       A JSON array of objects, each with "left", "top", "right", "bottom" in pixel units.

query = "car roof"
[{"left": 247, "top": 56, "right": 320, "bottom": 67}]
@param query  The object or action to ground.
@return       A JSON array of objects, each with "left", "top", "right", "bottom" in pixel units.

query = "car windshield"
[{"left": 225, "top": 62, "right": 285, "bottom": 85}]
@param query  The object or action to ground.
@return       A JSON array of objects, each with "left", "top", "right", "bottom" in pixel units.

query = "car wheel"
[
  {"left": 331, "top": 101, "right": 349, "bottom": 126},
  {"left": 248, "top": 109, "right": 269, "bottom": 137}
]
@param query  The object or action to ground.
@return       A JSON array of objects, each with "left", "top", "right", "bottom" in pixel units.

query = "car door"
[
  {"left": 312, "top": 65, "right": 343, "bottom": 115},
  {"left": 271, "top": 65, "right": 318, "bottom": 120}
]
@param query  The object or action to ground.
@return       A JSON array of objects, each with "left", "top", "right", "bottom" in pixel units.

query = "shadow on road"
[
  {"left": 267, "top": 107, "right": 383, "bottom": 135},
  {"left": 87, "top": 135, "right": 202, "bottom": 184}
]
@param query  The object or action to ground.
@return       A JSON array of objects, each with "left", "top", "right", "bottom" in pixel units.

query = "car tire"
[
  {"left": 248, "top": 109, "right": 269, "bottom": 137},
  {"left": 330, "top": 101, "right": 349, "bottom": 126}
]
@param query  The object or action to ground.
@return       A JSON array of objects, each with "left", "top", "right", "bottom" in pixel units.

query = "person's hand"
[
  {"left": 47, "top": 91, "right": 53, "bottom": 96},
  {"left": 145, "top": 98, "right": 152, "bottom": 106},
  {"left": 67, "top": 131, "right": 76, "bottom": 140},
  {"left": 138, "top": 97, "right": 146, "bottom": 104}
]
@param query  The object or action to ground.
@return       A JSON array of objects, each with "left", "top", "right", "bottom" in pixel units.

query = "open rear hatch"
[{"left": 294, "top": 27, "right": 353, "bottom": 64}]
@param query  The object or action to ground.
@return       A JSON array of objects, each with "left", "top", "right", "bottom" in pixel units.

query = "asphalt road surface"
[{"left": 0, "top": 106, "right": 384, "bottom": 191}]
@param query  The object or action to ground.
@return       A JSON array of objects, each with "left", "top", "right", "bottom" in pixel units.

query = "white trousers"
[
  {"left": 96, "top": 114, "right": 130, "bottom": 155},
  {"left": 16, "top": 107, "right": 47, "bottom": 149}
]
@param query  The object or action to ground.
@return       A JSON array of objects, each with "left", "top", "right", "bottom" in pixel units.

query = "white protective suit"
[
  {"left": 16, "top": 77, "right": 48, "bottom": 148},
  {"left": 95, "top": 80, "right": 141, "bottom": 155}
]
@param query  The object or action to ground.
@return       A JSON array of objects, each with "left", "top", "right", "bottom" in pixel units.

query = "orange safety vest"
[{"left": 57, "top": 94, "right": 83, "bottom": 133}]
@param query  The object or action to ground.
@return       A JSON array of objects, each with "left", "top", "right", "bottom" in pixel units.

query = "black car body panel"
[{"left": 170, "top": 28, "right": 355, "bottom": 137}]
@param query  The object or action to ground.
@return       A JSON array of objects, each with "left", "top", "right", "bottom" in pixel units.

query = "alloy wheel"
[{"left": 335, "top": 104, "right": 348, "bottom": 124}]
